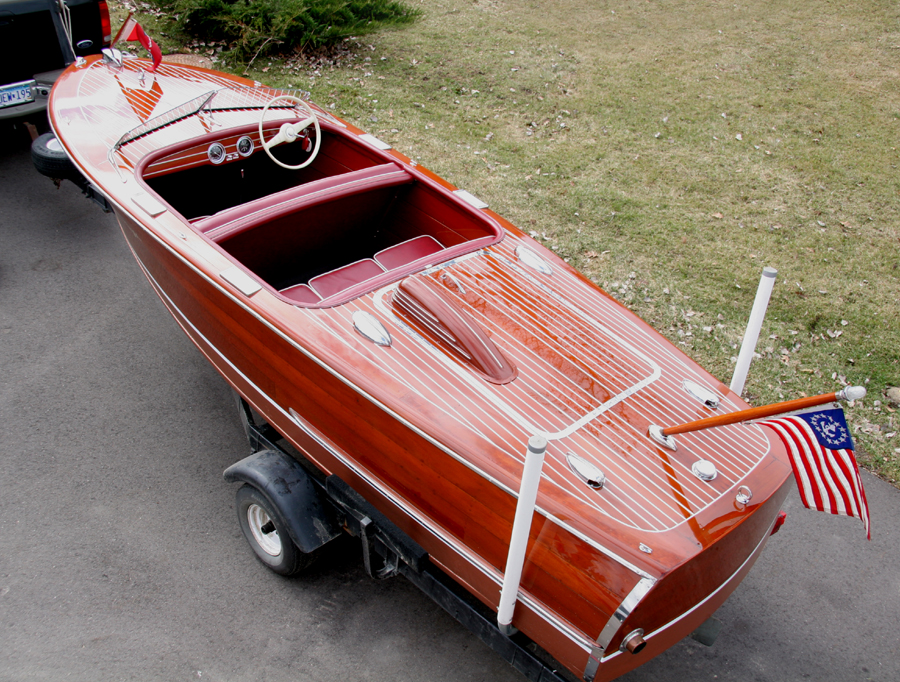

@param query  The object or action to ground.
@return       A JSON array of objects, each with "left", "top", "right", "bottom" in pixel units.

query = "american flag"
[{"left": 759, "top": 406, "right": 870, "bottom": 539}]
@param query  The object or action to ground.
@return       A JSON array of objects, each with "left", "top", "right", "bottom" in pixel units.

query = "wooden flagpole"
[{"left": 651, "top": 385, "right": 865, "bottom": 441}]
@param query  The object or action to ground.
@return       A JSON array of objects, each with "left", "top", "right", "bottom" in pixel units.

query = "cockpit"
[{"left": 125, "top": 88, "right": 504, "bottom": 306}]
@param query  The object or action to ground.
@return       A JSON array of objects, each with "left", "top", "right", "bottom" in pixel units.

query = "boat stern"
[{"left": 583, "top": 454, "right": 793, "bottom": 681}]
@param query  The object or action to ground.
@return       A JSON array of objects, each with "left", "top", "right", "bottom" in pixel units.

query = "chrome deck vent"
[
  {"left": 566, "top": 453, "right": 606, "bottom": 490},
  {"left": 682, "top": 379, "right": 721, "bottom": 410},
  {"left": 352, "top": 311, "right": 392, "bottom": 347},
  {"left": 516, "top": 246, "right": 552, "bottom": 275}
]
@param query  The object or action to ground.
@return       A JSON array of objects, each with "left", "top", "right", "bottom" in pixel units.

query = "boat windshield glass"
[{"left": 113, "top": 86, "right": 321, "bottom": 151}]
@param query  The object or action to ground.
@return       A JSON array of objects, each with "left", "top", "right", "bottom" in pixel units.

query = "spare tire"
[{"left": 31, "top": 132, "right": 80, "bottom": 180}]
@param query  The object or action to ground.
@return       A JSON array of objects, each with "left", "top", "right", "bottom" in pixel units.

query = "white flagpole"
[
  {"left": 497, "top": 435, "right": 546, "bottom": 635},
  {"left": 730, "top": 266, "right": 777, "bottom": 396}
]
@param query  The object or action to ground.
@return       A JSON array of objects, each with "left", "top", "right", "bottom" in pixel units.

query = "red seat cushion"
[
  {"left": 309, "top": 259, "right": 386, "bottom": 300},
  {"left": 280, "top": 283, "right": 322, "bottom": 304},
  {"left": 375, "top": 236, "right": 444, "bottom": 270}
]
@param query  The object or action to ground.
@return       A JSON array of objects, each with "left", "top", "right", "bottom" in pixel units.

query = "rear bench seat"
[
  {"left": 374, "top": 236, "right": 443, "bottom": 270},
  {"left": 283, "top": 236, "right": 446, "bottom": 304},
  {"left": 309, "top": 259, "right": 386, "bottom": 300}
]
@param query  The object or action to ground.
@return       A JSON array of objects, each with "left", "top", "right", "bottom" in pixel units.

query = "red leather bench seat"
[
  {"left": 374, "top": 236, "right": 444, "bottom": 270},
  {"left": 280, "top": 283, "right": 322, "bottom": 304},
  {"left": 309, "top": 259, "right": 386, "bottom": 300}
]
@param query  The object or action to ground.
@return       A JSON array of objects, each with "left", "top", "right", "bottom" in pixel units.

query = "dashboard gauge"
[
  {"left": 207, "top": 142, "right": 226, "bottom": 165},
  {"left": 236, "top": 136, "right": 254, "bottom": 157}
]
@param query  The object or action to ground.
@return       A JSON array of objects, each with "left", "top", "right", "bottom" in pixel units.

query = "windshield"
[{"left": 113, "top": 85, "right": 311, "bottom": 151}]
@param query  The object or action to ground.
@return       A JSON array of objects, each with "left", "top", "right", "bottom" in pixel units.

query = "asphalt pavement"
[{"left": 1, "top": 123, "right": 898, "bottom": 682}]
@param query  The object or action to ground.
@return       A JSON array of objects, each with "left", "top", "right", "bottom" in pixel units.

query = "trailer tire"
[
  {"left": 31, "top": 133, "right": 79, "bottom": 180},
  {"left": 236, "top": 484, "right": 318, "bottom": 576}
]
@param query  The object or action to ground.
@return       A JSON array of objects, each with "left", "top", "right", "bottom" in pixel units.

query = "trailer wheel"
[{"left": 236, "top": 484, "right": 317, "bottom": 576}]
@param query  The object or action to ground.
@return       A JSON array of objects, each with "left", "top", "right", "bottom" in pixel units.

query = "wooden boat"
[{"left": 47, "top": 51, "right": 794, "bottom": 681}]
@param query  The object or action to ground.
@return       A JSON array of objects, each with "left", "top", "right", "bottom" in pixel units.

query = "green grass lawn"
[{"left": 113, "top": 0, "right": 900, "bottom": 484}]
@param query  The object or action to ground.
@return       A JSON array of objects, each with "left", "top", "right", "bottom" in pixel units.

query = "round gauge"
[
  {"left": 236, "top": 135, "right": 254, "bottom": 157},
  {"left": 207, "top": 142, "right": 226, "bottom": 165}
]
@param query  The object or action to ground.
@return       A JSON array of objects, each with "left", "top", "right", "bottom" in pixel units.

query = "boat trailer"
[{"left": 227, "top": 394, "right": 571, "bottom": 682}]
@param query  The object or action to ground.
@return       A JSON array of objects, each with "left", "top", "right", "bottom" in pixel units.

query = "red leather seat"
[
  {"left": 374, "top": 235, "right": 444, "bottom": 270},
  {"left": 280, "top": 283, "right": 322, "bottom": 304},
  {"left": 309, "top": 259, "right": 386, "bottom": 300}
]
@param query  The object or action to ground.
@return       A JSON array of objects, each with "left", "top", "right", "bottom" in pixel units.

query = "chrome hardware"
[
  {"left": 620, "top": 629, "right": 646, "bottom": 654},
  {"left": 220, "top": 267, "right": 261, "bottom": 296},
  {"left": 352, "top": 311, "right": 392, "bottom": 347},
  {"left": 691, "top": 459, "right": 718, "bottom": 482},
  {"left": 131, "top": 192, "right": 166, "bottom": 217},
  {"left": 453, "top": 189, "right": 488, "bottom": 209},
  {"left": 682, "top": 379, "right": 721, "bottom": 409},
  {"left": 587, "top": 576, "right": 655, "bottom": 680},
  {"left": 358, "top": 133, "right": 391, "bottom": 150},
  {"left": 440, "top": 272, "right": 465, "bottom": 293},
  {"left": 207, "top": 142, "right": 226, "bottom": 165},
  {"left": 838, "top": 385, "right": 866, "bottom": 402},
  {"left": 101, "top": 48, "right": 123, "bottom": 68},
  {"left": 736, "top": 485, "right": 753, "bottom": 505},
  {"left": 515, "top": 245, "right": 552, "bottom": 275},
  {"left": 76, "top": 39, "right": 93, "bottom": 50},
  {"left": 566, "top": 453, "right": 606, "bottom": 490},
  {"left": 639, "top": 543, "right": 652, "bottom": 554},
  {"left": 236, "top": 136, "right": 254, "bottom": 157},
  {"left": 648, "top": 424, "right": 676, "bottom": 451}
]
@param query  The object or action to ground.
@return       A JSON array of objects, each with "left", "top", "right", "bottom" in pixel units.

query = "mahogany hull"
[
  {"left": 112, "top": 202, "right": 793, "bottom": 680},
  {"left": 50, "top": 54, "right": 796, "bottom": 681}
]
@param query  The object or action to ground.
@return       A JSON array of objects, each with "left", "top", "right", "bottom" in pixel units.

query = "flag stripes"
[{"left": 760, "top": 415, "right": 870, "bottom": 539}]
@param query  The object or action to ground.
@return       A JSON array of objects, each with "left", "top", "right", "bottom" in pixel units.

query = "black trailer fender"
[{"left": 224, "top": 449, "right": 342, "bottom": 553}]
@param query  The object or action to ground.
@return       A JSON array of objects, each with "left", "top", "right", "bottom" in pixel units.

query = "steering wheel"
[{"left": 258, "top": 95, "right": 322, "bottom": 170}]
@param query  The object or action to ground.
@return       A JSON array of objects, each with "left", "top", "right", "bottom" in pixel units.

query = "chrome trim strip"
[{"left": 585, "top": 576, "right": 656, "bottom": 681}]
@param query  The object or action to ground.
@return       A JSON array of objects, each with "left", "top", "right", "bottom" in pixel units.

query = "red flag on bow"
[
  {"left": 760, "top": 406, "right": 870, "bottom": 539},
  {"left": 112, "top": 13, "right": 162, "bottom": 72}
]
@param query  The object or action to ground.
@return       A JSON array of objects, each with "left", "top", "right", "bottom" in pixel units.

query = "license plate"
[{"left": 0, "top": 80, "right": 36, "bottom": 109}]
